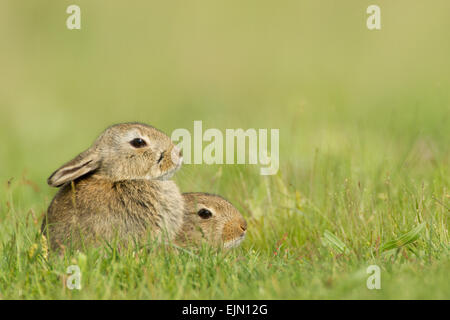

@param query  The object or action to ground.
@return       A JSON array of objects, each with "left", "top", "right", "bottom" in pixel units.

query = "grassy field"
[{"left": 0, "top": 1, "right": 449, "bottom": 299}]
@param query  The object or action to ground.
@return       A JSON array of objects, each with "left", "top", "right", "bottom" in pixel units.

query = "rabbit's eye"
[
  {"left": 130, "top": 138, "right": 147, "bottom": 148},
  {"left": 198, "top": 208, "right": 212, "bottom": 219}
]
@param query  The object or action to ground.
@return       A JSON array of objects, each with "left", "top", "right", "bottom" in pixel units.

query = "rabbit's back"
[{"left": 43, "top": 175, "right": 184, "bottom": 250}]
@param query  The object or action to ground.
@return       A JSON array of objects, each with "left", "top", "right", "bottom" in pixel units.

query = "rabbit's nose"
[
  {"left": 172, "top": 146, "right": 182, "bottom": 157},
  {"left": 170, "top": 146, "right": 182, "bottom": 163}
]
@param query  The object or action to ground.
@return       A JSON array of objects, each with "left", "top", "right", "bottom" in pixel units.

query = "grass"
[
  {"left": 0, "top": 151, "right": 448, "bottom": 299},
  {"left": 0, "top": 1, "right": 449, "bottom": 299}
]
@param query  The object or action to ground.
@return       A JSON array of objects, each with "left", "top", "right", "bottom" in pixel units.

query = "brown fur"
[
  {"left": 176, "top": 192, "right": 247, "bottom": 249},
  {"left": 42, "top": 123, "right": 184, "bottom": 251}
]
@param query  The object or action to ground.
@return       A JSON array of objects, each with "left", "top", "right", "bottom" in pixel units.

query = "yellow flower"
[{"left": 28, "top": 243, "right": 38, "bottom": 259}]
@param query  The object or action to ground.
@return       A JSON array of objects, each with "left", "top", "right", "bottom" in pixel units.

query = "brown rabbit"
[
  {"left": 176, "top": 193, "right": 247, "bottom": 249},
  {"left": 41, "top": 122, "right": 184, "bottom": 251}
]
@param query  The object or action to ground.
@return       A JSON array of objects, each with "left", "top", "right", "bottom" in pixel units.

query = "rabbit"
[
  {"left": 41, "top": 122, "right": 184, "bottom": 251},
  {"left": 176, "top": 192, "right": 247, "bottom": 249}
]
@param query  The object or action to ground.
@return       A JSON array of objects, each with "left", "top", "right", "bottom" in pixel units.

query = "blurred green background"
[
  {"left": 0, "top": 0, "right": 449, "bottom": 299},
  {"left": 1, "top": 0, "right": 448, "bottom": 187}
]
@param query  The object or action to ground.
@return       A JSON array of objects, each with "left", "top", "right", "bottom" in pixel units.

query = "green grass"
[
  {"left": 1, "top": 153, "right": 448, "bottom": 299},
  {"left": 0, "top": 1, "right": 449, "bottom": 299}
]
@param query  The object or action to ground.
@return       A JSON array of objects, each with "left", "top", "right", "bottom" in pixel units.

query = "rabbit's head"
[
  {"left": 180, "top": 193, "right": 247, "bottom": 249},
  {"left": 48, "top": 123, "right": 182, "bottom": 187}
]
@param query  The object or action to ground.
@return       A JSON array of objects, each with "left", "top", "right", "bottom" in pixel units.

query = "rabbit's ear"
[{"left": 47, "top": 150, "right": 100, "bottom": 187}]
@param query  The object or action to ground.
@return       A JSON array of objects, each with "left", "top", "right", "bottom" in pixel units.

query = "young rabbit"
[
  {"left": 176, "top": 192, "right": 247, "bottom": 249},
  {"left": 41, "top": 122, "right": 184, "bottom": 251}
]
